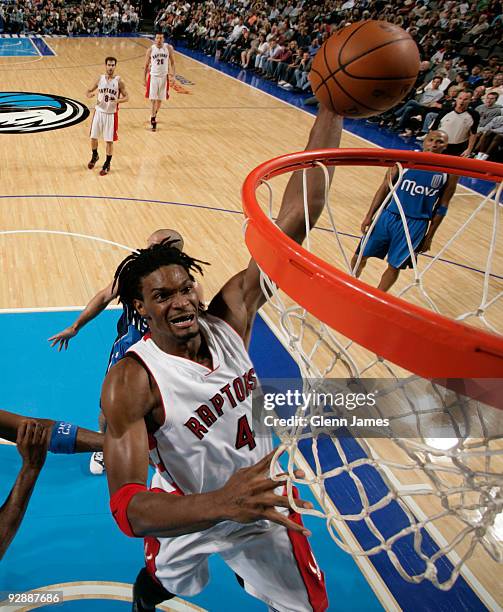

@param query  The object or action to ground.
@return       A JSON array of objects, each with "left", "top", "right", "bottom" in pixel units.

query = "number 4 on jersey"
[{"left": 235, "top": 415, "right": 256, "bottom": 451}]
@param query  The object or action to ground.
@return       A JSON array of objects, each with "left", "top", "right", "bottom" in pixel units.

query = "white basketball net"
[{"left": 251, "top": 159, "right": 503, "bottom": 590}]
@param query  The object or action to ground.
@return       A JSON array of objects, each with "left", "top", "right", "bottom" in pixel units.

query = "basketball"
[{"left": 310, "top": 21, "right": 420, "bottom": 118}]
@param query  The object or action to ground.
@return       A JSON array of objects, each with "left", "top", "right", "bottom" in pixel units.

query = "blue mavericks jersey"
[
  {"left": 106, "top": 309, "right": 149, "bottom": 372},
  {"left": 387, "top": 168, "right": 448, "bottom": 219}
]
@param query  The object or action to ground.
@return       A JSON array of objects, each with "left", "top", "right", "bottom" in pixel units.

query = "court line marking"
[
  {"left": 41, "top": 36, "right": 57, "bottom": 56},
  {"left": 0, "top": 198, "right": 499, "bottom": 280},
  {"left": 28, "top": 37, "right": 42, "bottom": 57},
  {"left": 0, "top": 581, "right": 206, "bottom": 611}
]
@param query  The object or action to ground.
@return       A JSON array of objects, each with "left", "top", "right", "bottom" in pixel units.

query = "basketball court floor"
[{"left": 0, "top": 35, "right": 501, "bottom": 611}]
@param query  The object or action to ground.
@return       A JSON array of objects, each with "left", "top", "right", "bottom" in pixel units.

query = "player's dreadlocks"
[{"left": 113, "top": 239, "right": 208, "bottom": 328}]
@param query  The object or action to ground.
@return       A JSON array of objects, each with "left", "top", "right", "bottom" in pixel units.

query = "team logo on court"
[{"left": 0, "top": 92, "right": 89, "bottom": 134}]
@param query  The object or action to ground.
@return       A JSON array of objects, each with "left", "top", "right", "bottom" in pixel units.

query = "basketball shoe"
[
  {"left": 88, "top": 153, "right": 99, "bottom": 169},
  {"left": 89, "top": 451, "right": 105, "bottom": 475}
]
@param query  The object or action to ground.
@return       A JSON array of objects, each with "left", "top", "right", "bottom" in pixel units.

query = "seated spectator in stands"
[
  {"left": 256, "top": 38, "right": 279, "bottom": 73},
  {"left": 467, "top": 13, "right": 490, "bottom": 39},
  {"left": 242, "top": 33, "right": 262, "bottom": 69},
  {"left": 473, "top": 113, "right": 503, "bottom": 161},
  {"left": 447, "top": 71, "right": 470, "bottom": 92},
  {"left": 468, "top": 65, "right": 484, "bottom": 87},
  {"left": 479, "top": 66, "right": 496, "bottom": 88},
  {"left": 265, "top": 40, "right": 296, "bottom": 81},
  {"left": 460, "top": 45, "right": 484, "bottom": 72},
  {"left": 279, "top": 48, "right": 310, "bottom": 91},
  {"left": 431, "top": 90, "right": 480, "bottom": 156},
  {"left": 475, "top": 91, "right": 502, "bottom": 126},
  {"left": 420, "top": 85, "right": 461, "bottom": 136},
  {"left": 469, "top": 84, "right": 487, "bottom": 108},
  {"left": 485, "top": 72, "right": 503, "bottom": 104},
  {"left": 487, "top": 55, "right": 502, "bottom": 72},
  {"left": 389, "top": 76, "right": 444, "bottom": 134}
]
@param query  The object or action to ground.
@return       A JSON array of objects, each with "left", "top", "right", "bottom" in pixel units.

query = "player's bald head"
[
  {"left": 147, "top": 229, "right": 184, "bottom": 250},
  {"left": 423, "top": 130, "right": 449, "bottom": 153}
]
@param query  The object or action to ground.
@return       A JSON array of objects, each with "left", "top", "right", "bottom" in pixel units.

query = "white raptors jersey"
[
  {"left": 129, "top": 314, "right": 272, "bottom": 495},
  {"left": 96, "top": 74, "right": 120, "bottom": 114},
  {"left": 150, "top": 43, "right": 170, "bottom": 77}
]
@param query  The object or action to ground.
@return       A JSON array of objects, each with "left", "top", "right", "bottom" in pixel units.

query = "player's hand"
[
  {"left": 419, "top": 235, "right": 433, "bottom": 253},
  {"left": 214, "top": 450, "right": 313, "bottom": 536},
  {"left": 16, "top": 420, "right": 50, "bottom": 470},
  {"left": 86, "top": 92, "right": 95, "bottom": 98},
  {"left": 48, "top": 326, "right": 78, "bottom": 351},
  {"left": 460, "top": 149, "right": 471, "bottom": 158},
  {"left": 361, "top": 215, "right": 372, "bottom": 233}
]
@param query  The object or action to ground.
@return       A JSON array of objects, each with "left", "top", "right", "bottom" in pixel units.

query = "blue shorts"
[{"left": 361, "top": 209, "right": 429, "bottom": 269}]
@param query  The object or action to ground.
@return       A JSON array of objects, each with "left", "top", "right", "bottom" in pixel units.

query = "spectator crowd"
[
  {"left": 154, "top": 0, "right": 503, "bottom": 160},
  {"left": 0, "top": 0, "right": 141, "bottom": 35}
]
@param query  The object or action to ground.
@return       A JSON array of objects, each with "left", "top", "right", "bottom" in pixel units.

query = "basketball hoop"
[{"left": 242, "top": 148, "right": 503, "bottom": 590}]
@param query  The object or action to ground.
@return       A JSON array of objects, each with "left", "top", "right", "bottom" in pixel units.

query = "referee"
[{"left": 432, "top": 90, "right": 480, "bottom": 156}]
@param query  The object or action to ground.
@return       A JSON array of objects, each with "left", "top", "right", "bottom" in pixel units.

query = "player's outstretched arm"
[
  {"left": 209, "top": 104, "right": 343, "bottom": 344},
  {"left": 0, "top": 421, "right": 49, "bottom": 560},
  {"left": 0, "top": 409, "right": 103, "bottom": 452},
  {"left": 103, "top": 359, "right": 312, "bottom": 538},
  {"left": 48, "top": 281, "right": 116, "bottom": 350}
]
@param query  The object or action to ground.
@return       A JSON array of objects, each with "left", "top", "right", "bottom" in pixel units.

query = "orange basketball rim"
[{"left": 242, "top": 148, "right": 503, "bottom": 396}]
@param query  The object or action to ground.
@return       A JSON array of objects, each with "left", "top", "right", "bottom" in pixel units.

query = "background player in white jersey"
[
  {"left": 144, "top": 32, "right": 175, "bottom": 132},
  {"left": 102, "top": 105, "right": 342, "bottom": 612},
  {"left": 87, "top": 56, "right": 129, "bottom": 176},
  {"left": 351, "top": 130, "right": 458, "bottom": 292}
]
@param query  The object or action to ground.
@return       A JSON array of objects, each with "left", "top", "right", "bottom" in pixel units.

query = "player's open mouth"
[{"left": 170, "top": 313, "right": 195, "bottom": 328}]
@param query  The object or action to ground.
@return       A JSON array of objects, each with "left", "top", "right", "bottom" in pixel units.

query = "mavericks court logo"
[{"left": 0, "top": 92, "right": 89, "bottom": 134}]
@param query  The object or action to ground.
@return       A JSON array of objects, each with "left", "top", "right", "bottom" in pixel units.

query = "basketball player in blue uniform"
[
  {"left": 48, "top": 229, "right": 194, "bottom": 474},
  {"left": 351, "top": 130, "right": 457, "bottom": 292}
]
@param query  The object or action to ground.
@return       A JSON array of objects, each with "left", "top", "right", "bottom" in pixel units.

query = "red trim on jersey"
[
  {"left": 113, "top": 108, "right": 119, "bottom": 142},
  {"left": 208, "top": 313, "right": 247, "bottom": 350},
  {"left": 145, "top": 74, "right": 151, "bottom": 99},
  {"left": 166, "top": 76, "right": 170, "bottom": 100},
  {"left": 89, "top": 110, "right": 96, "bottom": 137},
  {"left": 287, "top": 487, "right": 328, "bottom": 612},
  {"left": 144, "top": 486, "right": 181, "bottom": 584},
  {"left": 110, "top": 483, "right": 147, "bottom": 537}
]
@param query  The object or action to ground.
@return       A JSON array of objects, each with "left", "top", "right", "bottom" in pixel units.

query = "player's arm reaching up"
[
  {"left": 419, "top": 174, "right": 457, "bottom": 253},
  {"left": 48, "top": 282, "right": 116, "bottom": 351},
  {"left": 86, "top": 77, "right": 100, "bottom": 98},
  {"left": 208, "top": 104, "right": 343, "bottom": 345},
  {"left": 102, "top": 355, "right": 312, "bottom": 538}
]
